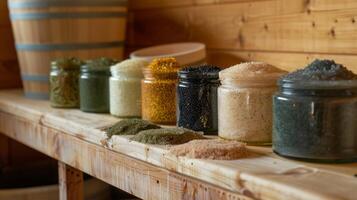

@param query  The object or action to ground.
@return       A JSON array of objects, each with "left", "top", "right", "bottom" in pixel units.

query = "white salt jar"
[
  {"left": 218, "top": 62, "right": 287, "bottom": 145},
  {"left": 110, "top": 59, "right": 148, "bottom": 117}
]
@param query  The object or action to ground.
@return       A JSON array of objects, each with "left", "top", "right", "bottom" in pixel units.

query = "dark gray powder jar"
[{"left": 273, "top": 59, "right": 357, "bottom": 163}]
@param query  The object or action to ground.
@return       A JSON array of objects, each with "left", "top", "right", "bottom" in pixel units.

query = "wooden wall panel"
[
  {"left": 0, "top": 1, "right": 21, "bottom": 89},
  {"left": 0, "top": 1, "right": 33, "bottom": 174},
  {"left": 129, "top": 0, "right": 270, "bottom": 10},
  {"left": 127, "top": 0, "right": 308, "bottom": 48},
  {"left": 207, "top": 50, "right": 357, "bottom": 72},
  {"left": 127, "top": 0, "right": 357, "bottom": 72}
]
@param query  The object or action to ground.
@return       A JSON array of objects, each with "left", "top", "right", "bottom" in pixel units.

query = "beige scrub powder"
[
  {"left": 218, "top": 62, "right": 287, "bottom": 145},
  {"left": 169, "top": 139, "right": 247, "bottom": 160}
]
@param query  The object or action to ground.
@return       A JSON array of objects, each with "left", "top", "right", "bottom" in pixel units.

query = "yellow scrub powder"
[{"left": 141, "top": 58, "right": 181, "bottom": 125}]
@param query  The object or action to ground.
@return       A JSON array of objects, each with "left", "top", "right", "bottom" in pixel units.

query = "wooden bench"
[{"left": 0, "top": 90, "right": 356, "bottom": 200}]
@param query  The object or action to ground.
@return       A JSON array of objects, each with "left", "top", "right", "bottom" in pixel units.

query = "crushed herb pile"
[
  {"left": 169, "top": 139, "right": 248, "bottom": 160},
  {"left": 105, "top": 119, "right": 160, "bottom": 138},
  {"left": 131, "top": 128, "right": 206, "bottom": 145},
  {"left": 282, "top": 59, "right": 357, "bottom": 81}
]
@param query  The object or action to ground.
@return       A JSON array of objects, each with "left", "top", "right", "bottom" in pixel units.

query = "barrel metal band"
[
  {"left": 8, "top": 0, "right": 128, "bottom": 9},
  {"left": 22, "top": 74, "right": 49, "bottom": 82},
  {"left": 16, "top": 41, "right": 124, "bottom": 51},
  {"left": 10, "top": 12, "right": 127, "bottom": 20},
  {"left": 24, "top": 92, "right": 49, "bottom": 100}
]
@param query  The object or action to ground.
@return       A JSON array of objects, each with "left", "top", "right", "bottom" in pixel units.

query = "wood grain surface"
[
  {"left": 0, "top": 1, "right": 21, "bottom": 89},
  {"left": 127, "top": 0, "right": 357, "bottom": 72},
  {"left": 0, "top": 90, "right": 356, "bottom": 200},
  {"left": 58, "top": 162, "right": 84, "bottom": 200}
]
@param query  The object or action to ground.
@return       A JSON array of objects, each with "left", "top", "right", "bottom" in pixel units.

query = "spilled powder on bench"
[
  {"left": 105, "top": 119, "right": 161, "bottom": 138},
  {"left": 169, "top": 139, "right": 247, "bottom": 160},
  {"left": 131, "top": 128, "right": 206, "bottom": 145}
]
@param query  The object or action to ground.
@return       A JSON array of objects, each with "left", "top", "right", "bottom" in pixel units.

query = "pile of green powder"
[
  {"left": 105, "top": 119, "right": 205, "bottom": 145},
  {"left": 131, "top": 128, "right": 206, "bottom": 145},
  {"left": 85, "top": 57, "right": 119, "bottom": 70},
  {"left": 282, "top": 59, "right": 357, "bottom": 81},
  {"left": 105, "top": 119, "right": 160, "bottom": 138}
]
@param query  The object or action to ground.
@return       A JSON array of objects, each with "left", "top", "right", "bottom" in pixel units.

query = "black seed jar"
[
  {"left": 177, "top": 65, "right": 221, "bottom": 135},
  {"left": 273, "top": 59, "right": 357, "bottom": 162},
  {"left": 79, "top": 58, "right": 118, "bottom": 113}
]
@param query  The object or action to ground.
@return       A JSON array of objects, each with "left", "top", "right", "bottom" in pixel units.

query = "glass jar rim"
[
  {"left": 81, "top": 64, "right": 111, "bottom": 72},
  {"left": 111, "top": 68, "right": 143, "bottom": 78},
  {"left": 220, "top": 76, "right": 279, "bottom": 87},
  {"left": 279, "top": 79, "right": 357, "bottom": 90},
  {"left": 178, "top": 70, "right": 219, "bottom": 80}
]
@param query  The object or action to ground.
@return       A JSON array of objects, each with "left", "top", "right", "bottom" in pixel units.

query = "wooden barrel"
[
  {"left": 0, "top": 0, "right": 21, "bottom": 89},
  {"left": 7, "top": 0, "right": 127, "bottom": 99}
]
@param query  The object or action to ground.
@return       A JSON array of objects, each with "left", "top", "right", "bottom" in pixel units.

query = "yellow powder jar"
[{"left": 141, "top": 59, "right": 180, "bottom": 125}]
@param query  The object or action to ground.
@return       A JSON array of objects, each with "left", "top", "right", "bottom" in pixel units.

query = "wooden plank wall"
[
  {"left": 0, "top": 0, "right": 21, "bottom": 89},
  {"left": 127, "top": 0, "right": 357, "bottom": 72}
]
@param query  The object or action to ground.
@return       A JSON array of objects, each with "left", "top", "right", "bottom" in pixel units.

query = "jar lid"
[
  {"left": 279, "top": 59, "right": 357, "bottom": 89},
  {"left": 130, "top": 42, "right": 206, "bottom": 66},
  {"left": 81, "top": 57, "right": 119, "bottom": 73},
  {"left": 51, "top": 57, "right": 83, "bottom": 70},
  {"left": 219, "top": 62, "right": 287, "bottom": 85},
  {"left": 111, "top": 59, "right": 149, "bottom": 77},
  {"left": 178, "top": 65, "right": 220, "bottom": 80}
]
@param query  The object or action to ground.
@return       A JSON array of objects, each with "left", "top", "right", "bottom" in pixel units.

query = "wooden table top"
[{"left": 0, "top": 90, "right": 356, "bottom": 200}]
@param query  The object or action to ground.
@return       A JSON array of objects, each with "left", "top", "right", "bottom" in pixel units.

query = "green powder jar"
[
  {"left": 79, "top": 58, "right": 118, "bottom": 113},
  {"left": 50, "top": 57, "right": 83, "bottom": 108}
]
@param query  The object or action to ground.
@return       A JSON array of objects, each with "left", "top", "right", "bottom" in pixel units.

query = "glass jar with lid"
[
  {"left": 79, "top": 57, "right": 118, "bottom": 113},
  {"left": 177, "top": 65, "right": 221, "bottom": 135},
  {"left": 50, "top": 57, "right": 83, "bottom": 108},
  {"left": 141, "top": 58, "right": 181, "bottom": 125},
  {"left": 110, "top": 59, "right": 148, "bottom": 117},
  {"left": 273, "top": 59, "right": 357, "bottom": 162},
  {"left": 218, "top": 62, "right": 287, "bottom": 145}
]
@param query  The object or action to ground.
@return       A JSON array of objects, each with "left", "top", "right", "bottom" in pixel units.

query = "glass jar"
[
  {"left": 142, "top": 68, "right": 178, "bottom": 125},
  {"left": 50, "top": 57, "right": 82, "bottom": 108},
  {"left": 218, "top": 62, "right": 287, "bottom": 145},
  {"left": 110, "top": 59, "right": 147, "bottom": 117},
  {"left": 273, "top": 80, "right": 357, "bottom": 162},
  {"left": 177, "top": 65, "right": 220, "bottom": 135},
  {"left": 79, "top": 58, "right": 118, "bottom": 113}
]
